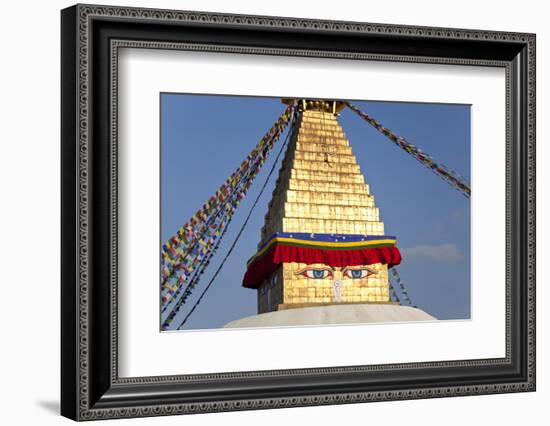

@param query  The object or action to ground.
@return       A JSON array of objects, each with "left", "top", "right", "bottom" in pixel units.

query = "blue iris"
[
  {"left": 351, "top": 270, "right": 363, "bottom": 278},
  {"left": 313, "top": 270, "right": 325, "bottom": 279}
]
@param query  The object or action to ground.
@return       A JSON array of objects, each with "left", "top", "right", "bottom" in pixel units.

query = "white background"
[
  {"left": 0, "top": 0, "right": 546, "bottom": 425},
  {"left": 119, "top": 50, "right": 505, "bottom": 377}
]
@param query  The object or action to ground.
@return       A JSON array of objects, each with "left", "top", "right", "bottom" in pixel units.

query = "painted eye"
[
  {"left": 300, "top": 269, "right": 333, "bottom": 279},
  {"left": 343, "top": 269, "right": 372, "bottom": 279}
]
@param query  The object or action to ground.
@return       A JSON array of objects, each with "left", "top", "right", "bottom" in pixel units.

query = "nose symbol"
[{"left": 333, "top": 280, "right": 343, "bottom": 303}]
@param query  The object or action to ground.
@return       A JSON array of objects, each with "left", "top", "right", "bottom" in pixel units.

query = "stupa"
[{"left": 224, "top": 99, "right": 435, "bottom": 328}]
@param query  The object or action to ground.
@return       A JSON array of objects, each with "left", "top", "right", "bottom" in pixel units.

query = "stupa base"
[{"left": 223, "top": 303, "right": 436, "bottom": 329}]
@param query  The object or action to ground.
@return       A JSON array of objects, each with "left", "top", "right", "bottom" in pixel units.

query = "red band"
[{"left": 243, "top": 245, "right": 401, "bottom": 288}]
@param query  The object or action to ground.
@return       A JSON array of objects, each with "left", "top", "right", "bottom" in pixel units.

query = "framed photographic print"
[{"left": 61, "top": 4, "right": 536, "bottom": 421}]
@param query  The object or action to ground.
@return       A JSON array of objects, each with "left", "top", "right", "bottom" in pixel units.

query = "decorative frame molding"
[{"left": 61, "top": 4, "right": 535, "bottom": 421}]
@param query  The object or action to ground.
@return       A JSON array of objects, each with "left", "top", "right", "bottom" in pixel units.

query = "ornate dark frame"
[{"left": 60, "top": 3, "right": 536, "bottom": 421}]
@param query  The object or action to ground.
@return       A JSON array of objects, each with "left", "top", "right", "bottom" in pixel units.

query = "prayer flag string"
[
  {"left": 161, "top": 217, "right": 234, "bottom": 329},
  {"left": 160, "top": 105, "right": 294, "bottom": 308},
  {"left": 345, "top": 102, "right": 471, "bottom": 198},
  {"left": 388, "top": 279, "right": 401, "bottom": 304},
  {"left": 172, "top": 109, "right": 299, "bottom": 330},
  {"left": 390, "top": 267, "right": 416, "bottom": 307},
  {"left": 160, "top": 105, "right": 295, "bottom": 325}
]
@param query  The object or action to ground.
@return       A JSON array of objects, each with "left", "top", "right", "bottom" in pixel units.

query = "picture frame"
[{"left": 61, "top": 3, "right": 536, "bottom": 421}]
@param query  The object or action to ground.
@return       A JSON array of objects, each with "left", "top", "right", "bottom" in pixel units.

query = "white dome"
[{"left": 224, "top": 303, "right": 436, "bottom": 329}]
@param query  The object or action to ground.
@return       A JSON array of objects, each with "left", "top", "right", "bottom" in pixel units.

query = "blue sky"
[{"left": 161, "top": 94, "right": 471, "bottom": 330}]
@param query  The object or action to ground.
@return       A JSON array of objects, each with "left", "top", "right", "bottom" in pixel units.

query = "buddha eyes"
[
  {"left": 343, "top": 268, "right": 373, "bottom": 279},
  {"left": 299, "top": 269, "right": 333, "bottom": 279},
  {"left": 296, "top": 267, "right": 375, "bottom": 279}
]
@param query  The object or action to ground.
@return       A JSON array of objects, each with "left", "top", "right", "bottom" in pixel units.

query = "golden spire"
[{"left": 255, "top": 100, "right": 391, "bottom": 313}]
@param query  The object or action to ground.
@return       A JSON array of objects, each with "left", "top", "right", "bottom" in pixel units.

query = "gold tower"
[{"left": 253, "top": 100, "right": 391, "bottom": 314}]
